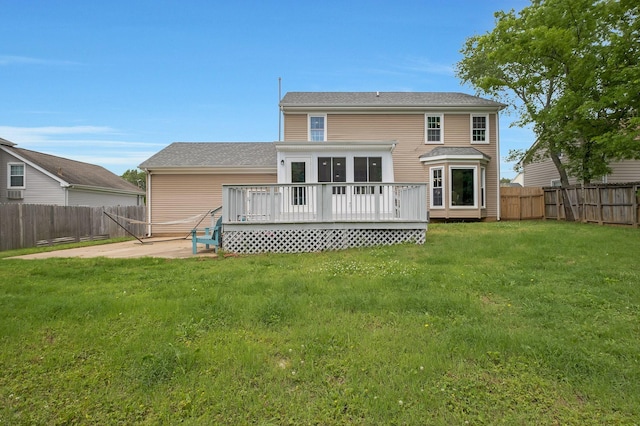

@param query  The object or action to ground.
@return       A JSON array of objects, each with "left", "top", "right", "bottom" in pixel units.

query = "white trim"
[
  {"left": 495, "top": 112, "right": 501, "bottom": 220},
  {"left": 481, "top": 166, "right": 486, "bottom": 209},
  {"left": 470, "top": 114, "right": 489, "bottom": 144},
  {"left": 308, "top": 114, "right": 327, "bottom": 141},
  {"left": 429, "top": 166, "right": 445, "bottom": 209},
  {"left": 425, "top": 114, "right": 444, "bottom": 144},
  {"left": 449, "top": 165, "right": 478, "bottom": 209},
  {"left": 7, "top": 162, "right": 26, "bottom": 189},
  {"left": 420, "top": 154, "right": 487, "bottom": 163}
]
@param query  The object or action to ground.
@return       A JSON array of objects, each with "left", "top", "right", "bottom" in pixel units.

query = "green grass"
[{"left": 1, "top": 221, "right": 639, "bottom": 424}]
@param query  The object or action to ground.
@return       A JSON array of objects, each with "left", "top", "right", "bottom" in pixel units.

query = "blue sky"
[{"left": 1, "top": 0, "right": 533, "bottom": 178}]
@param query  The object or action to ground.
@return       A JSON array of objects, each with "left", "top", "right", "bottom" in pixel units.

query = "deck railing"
[{"left": 223, "top": 183, "right": 428, "bottom": 224}]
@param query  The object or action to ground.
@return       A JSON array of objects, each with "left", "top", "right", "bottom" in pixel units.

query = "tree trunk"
[{"left": 549, "top": 151, "right": 576, "bottom": 221}]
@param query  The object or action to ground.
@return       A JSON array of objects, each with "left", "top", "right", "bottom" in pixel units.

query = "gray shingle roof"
[
  {"left": 10, "top": 147, "right": 143, "bottom": 192},
  {"left": 420, "top": 146, "right": 491, "bottom": 160},
  {"left": 280, "top": 92, "right": 505, "bottom": 108},
  {"left": 139, "top": 142, "right": 277, "bottom": 169}
]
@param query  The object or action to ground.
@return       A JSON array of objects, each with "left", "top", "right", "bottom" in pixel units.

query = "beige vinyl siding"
[
  {"left": 443, "top": 114, "right": 469, "bottom": 143},
  {"left": 149, "top": 173, "right": 276, "bottom": 236},
  {"left": 606, "top": 160, "right": 640, "bottom": 183},
  {"left": 283, "top": 114, "right": 308, "bottom": 140},
  {"left": 523, "top": 156, "right": 640, "bottom": 187},
  {"left": 327, "top": 114, "right": 427, "bottom": 183},
  {"left": 283, "top": 111, "right": 500, "bottom": 219}
]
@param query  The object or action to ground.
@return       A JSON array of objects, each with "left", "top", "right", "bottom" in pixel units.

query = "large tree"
[{"left": 457, "top": 0, "right": 639, "bottom": 220}]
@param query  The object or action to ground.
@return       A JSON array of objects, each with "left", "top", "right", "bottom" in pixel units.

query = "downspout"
[
  {"left": 495, "top": 111, "right": 501, "bottom": 221},
  {"left": 145, "top": 170, "right": 152, "bottom": 237}
]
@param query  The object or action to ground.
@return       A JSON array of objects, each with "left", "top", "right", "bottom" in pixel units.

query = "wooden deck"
[{"left": 221, "top": 183, "right": 428, "bottom": 253}]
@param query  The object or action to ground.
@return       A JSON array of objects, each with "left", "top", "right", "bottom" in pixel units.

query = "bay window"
[{"left": 450, "top": 167, "right": 477, "bottom": 207}]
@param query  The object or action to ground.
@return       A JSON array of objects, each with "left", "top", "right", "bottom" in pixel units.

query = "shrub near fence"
[
  {"left": 544, "top": 183, "right": 640, "bottom": 227},
  {"left": 0, "top": 204, "right": 146, "bottom": 251}
]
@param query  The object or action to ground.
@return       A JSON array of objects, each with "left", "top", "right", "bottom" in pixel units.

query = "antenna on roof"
[{"left": 278, "top": 77, "right": 282, "bottom": 142}]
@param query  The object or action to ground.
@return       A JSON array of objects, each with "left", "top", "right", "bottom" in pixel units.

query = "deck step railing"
[{"left": 223, "top": 183, "right": 427, "bottom": 224}]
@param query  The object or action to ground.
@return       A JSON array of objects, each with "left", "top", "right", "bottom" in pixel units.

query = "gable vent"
[{"left": 7, "top": 190, "right": 24, "bottom": 199}]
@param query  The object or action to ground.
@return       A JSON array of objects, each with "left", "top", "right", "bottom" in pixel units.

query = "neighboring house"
[
  {"left": 520, "top": 150, "right": 640, "bottom": 187},
  {"left": 140, "top": 91, "right": 505, "bottom": 238},
  {"left": 1, "top": 137, "right": 145, "bottom": 206}
]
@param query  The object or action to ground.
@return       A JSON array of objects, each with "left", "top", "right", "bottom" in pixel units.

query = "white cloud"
[
  {"left": 396, "top": 57, "right": 456, "bottom": 77},
  {"left": 0, "top": 55, "right": 80, "bottom": 66},
  {"left": 0, "top": 125, "right": 164, "bottom": 174}
]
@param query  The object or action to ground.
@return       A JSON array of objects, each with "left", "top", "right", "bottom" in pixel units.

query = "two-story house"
[
  {"left": 278, "top": 92, "right": 505, "bottom": 221},
  {"left": 141, "top": 92, "right": 504, "bottom": 251}
]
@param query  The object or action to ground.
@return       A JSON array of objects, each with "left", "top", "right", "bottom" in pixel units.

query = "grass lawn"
[{"left": 1, "top": 221, "right": 639, "bottom": 424}]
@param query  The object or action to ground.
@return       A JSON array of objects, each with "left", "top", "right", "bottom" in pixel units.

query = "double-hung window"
[
  {"left": 354, "top": 157, "right": 382, "bottom": 194},
  {"left": 9, "top": 163, "right": 25, "bottom": 188},
  {"left": 425, "top": 114, "right": 443, "bottom": 143},
  {"left": 430, "top": 167, "right": 444, "bottom": 208},
  {"left": 309, "top": 115, "right": 326, "bottom": 141},
  {"left": 471, "top": 114, "right": 488, "bottom": 143},
  {"left": 318, "top": 157, "right": 346, "bottom": 194}
]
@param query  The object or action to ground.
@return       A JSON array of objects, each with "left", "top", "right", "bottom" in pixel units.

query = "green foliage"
[
  {"left": 1, "top": 222, "right": 639, "bottom": 423},
  {"left": 457, "top": 0, "right": 640, "bottom": 183},
  {"left": 121, "top": 168, "right": 146, "bottom": 190}
]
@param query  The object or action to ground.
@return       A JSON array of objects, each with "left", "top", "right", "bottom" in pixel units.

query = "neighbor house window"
[
  {"left": 354, "top": 157, "right": 382, "bottom": 194},
  {"left": 426, "top": 114, "right": 443, "bottom": 143},
  {"left": 9, "top": 163, "right": 25, "bottom": 188},
  {"left": 450, "top": 167, "right": 477, "bottom": 207},
  {"left": 309, "top": 115, "right": 326, "bottom": 141},
  {"left": 431, "top": 167, "right": 444, "bottom": 208},
  {"left": 471, "top": 115, "right": 488, "bottom": 143},
  {"left": 318, "top": 157, "right": 346, "bottom": 194}
]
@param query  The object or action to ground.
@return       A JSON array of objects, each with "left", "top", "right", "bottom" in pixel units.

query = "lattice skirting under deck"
[{"left": 222, "top": 228, "right": 425, "bottom": 254}]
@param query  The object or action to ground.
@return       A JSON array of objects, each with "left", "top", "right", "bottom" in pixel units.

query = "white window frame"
[
  {"left": 425, "top": 114, "right": 444, "bottom": 144},
  {"left": 449, "top": 166, "right": 478, "bottom": 209},
  {"left": 550, "top": 179, "right": 561, "bottom": 187},
  {"left": 430, "top": 166, "right": 445, "bottom": 209},
  {"left": 481, "top": 167, "right": 486, "bottom": 208},
  {"left": 8, "top": 162, "right": 26, "bottom": 189},
  {"left": 308, "top": 114, "right": 327, "bottom": 142},
  {"left": 470, "top": 114, "right": 489, "bottom": 144}
]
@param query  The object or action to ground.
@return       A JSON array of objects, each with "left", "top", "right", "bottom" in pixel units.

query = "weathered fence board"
[
  {"left": 500, "top": 187, "right": 544, "bottom": 220},
  {"left": 0, "top": 204, "right": 146, "bottom": 251},
  {"left": 543, "top": 183, "right": 639, "bottom": 227}
]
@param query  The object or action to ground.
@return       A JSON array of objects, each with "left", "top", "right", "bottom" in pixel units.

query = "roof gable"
[
  {"left": 6, "top": 146, "right": 142, "bottom": 192},
  {"left": 139, "top": 142, "right": 277, "bottom": 169}
]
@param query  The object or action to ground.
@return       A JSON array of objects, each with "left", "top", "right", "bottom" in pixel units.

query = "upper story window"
[
  {"left": 309, "top": 115, "right": 326, "bottom": 141},
  {"left": 8, "top": 163, "right": 25, "bottom": 188},
  {"left": 425, "top": 114, "right": 443, "bottom": 143},
  {"left": 471, "top": 114, "right": 488, "bottom": 143}
]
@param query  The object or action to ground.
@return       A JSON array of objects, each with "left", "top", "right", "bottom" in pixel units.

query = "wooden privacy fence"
[
  {"left": 0, "top": 204, "right": 146, "bottom": 251},
  {"left": 544, "top": 183, "right": 640, "bottom": 227},
  {"left": 500, "top": 187, "right": 544, "bottom": 220}
]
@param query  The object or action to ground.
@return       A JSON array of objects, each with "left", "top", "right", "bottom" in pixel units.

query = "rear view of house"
[
  {"left": 140, "top": 91, "right": 505, "bottom": 252},
  {"left": 279, "top": 92, "right": 505, "bottom": 220}
]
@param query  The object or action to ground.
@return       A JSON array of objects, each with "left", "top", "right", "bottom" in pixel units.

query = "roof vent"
[{"left": 376, "top": 91, "right": 380, "bottom": 97}]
